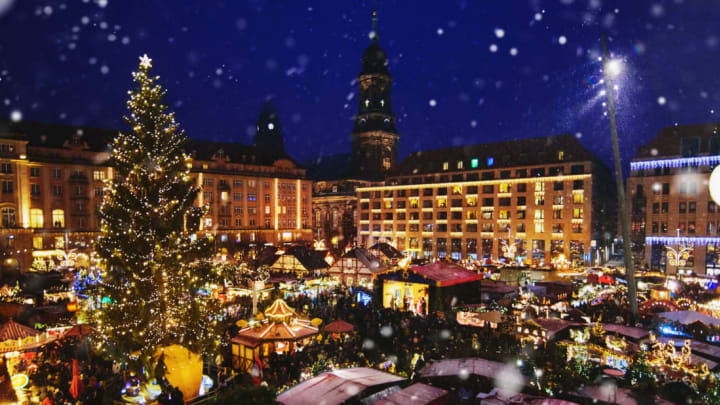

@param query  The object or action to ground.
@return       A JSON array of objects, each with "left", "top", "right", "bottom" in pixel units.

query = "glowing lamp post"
[{"left": 601, "top": 34, "right": 639, "bottom": 321}]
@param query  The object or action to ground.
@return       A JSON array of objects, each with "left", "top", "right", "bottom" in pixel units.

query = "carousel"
[{"left": 231, "top": 298, "right": 319, "bottom": 371}]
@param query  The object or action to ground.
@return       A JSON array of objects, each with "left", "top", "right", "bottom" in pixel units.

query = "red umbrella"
[
  {"left": 69, "top": 359, "right": 84, "bottom": 400},
  {"left": 324, "top": 319, "right": 354, "bottom": 333},
  {"left": 64, "top": 324, "right": 93, "bottom": 338}
]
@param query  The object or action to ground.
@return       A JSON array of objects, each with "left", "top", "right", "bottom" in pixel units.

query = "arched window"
[
  {"left": 1, "top": 208, "right": 15, "bottom": 228},
  {"left": 30, "top": 208, "right": 44, "bottom": 228},
  {"left": 52, "top": 209, "right": 65, "bottom": 228}
]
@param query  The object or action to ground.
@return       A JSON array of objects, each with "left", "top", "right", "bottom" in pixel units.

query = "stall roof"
[
  {"left": 276, "top": 367, "right": 405, "bottom": 405},
  {"left": 659, "top": 311, "right": 720, "bottom": 327},
  {"left": 419, "top": 358, "right": 526, "bottom": 385},
  {"left": 601, "top": 323, "right": 650, "bottom": 340},
  {"left": 394, "top": 263, "right": 482, "bottom": 287},
  {"left": 476, "top": 388, "right": 579, "bottom": 405},
  {"left": 374, "top": 383, "right": 448, "bottom": 405},
  {"left": 533, "top": 318, "right": 582, "bottom": 338}
]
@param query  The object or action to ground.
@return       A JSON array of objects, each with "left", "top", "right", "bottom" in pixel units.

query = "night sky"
[{"left": 1, "top": 0, "right": 719, "bottom": 172}]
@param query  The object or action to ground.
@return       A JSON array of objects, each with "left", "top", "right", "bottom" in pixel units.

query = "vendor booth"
[
  {"left": 376, "top": 263, "right": 483, "bottom": 313},
  {"left": 231, "top": 299, "right": 319, "bottom": 371}
]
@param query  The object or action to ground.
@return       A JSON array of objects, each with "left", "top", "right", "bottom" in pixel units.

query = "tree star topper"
[{"left": 139, "top": 54, "right": 153, "bottom": 69}]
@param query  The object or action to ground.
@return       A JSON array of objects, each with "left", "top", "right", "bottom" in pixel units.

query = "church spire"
[{"left": 371, "top": 10, "right": 378, "bottom": 42}]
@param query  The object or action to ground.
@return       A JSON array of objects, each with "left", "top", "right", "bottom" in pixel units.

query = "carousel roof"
[
  {"left": 265, "top": 298, "right": 299, "bottom": 319},
  {"left": 232, "top": 299, "right": 318, "bottom": 347},
  {"left": 0, "top": 319, "right": 39, "bottom": 341}
]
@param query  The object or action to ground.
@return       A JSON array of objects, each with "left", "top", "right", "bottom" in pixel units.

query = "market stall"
[{"left": 231, "top": 298, "right": 319, "bottom": 371}]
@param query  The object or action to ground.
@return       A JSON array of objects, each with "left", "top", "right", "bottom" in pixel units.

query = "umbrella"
[
  {"left": 64, "top": 324, "right": 93, "bottom": 338},
  {"left": 324, "top": 319, "right": 354, "bottom": 333},
  {"left": 69, "top": 359, "right": 84, "bottom": 400}
]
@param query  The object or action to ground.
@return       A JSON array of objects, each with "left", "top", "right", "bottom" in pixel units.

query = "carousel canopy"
[
  {"left": 276, "top": 367, "right": 405, "bottom": 405},
  {"left": 0, "top": 319, "right": 39, "bottom": 341},
  {"left": 232, "top": 298, "right": 318, "bottom": 347},
  {"left": 324, "top": 319, "right": 354, "bottom": 334},
  {"left": 659, "top": 311, "right": 720, "bottom": 327},
  {"left": 265, "top": 298, "right": 299, "bottom": 321}
]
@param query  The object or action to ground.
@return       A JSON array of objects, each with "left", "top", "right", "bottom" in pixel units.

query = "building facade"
[
  {"left": 0, "top": 108, "right": 312, "bottom": 271},
  {"left": 627, "top": 122, "right": 720, "bottom": 276},
  {"left": 357, "top": 135, "right": 616, "bottom": 266},
  {"left": 308, "top": 11, "right": 398, "bottom": 249}
]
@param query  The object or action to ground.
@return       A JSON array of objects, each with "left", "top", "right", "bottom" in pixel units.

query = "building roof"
[
  {"left": 658, "top": 311, "right": 720, "bottom": 327},
  {"left": 402, "top": 262, "right": 483, "bottom": 287},
  {"left": 600, "top": 323, "right": 650, "bottom": 341},
  {"left": 531, "top": 318, "right": 581, "bottom": 338},
  {"left": 633, "top": 122, "right": 720, "bottom": 160},
  {"left": 276, "top": 367, "right": 405, "bottom": 405},
  {"left": 374, "top": 383, "right": 448, "bottom": 405},
  {"left": 0, "top": 119, "right": 300, "bottom": 167},
  {"left": 369, "top": 243, "right": 404, "bottom": 260},
  {"left": 389, "top": 134, "right": 595, "bottom": 177}
]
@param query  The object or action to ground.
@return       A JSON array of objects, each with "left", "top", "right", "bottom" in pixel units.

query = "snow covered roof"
[
  {"left": 276, "top": 367, "right": 405, "bottom": 405},
  {"left": 659, "top": 311, "right": 720, "bottom": 327}
]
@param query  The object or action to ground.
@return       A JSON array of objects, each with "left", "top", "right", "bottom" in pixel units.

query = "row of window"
[
  {"left": 203, "top": 217, "right": 306, "bottom": 229},
  {"left": 362, "top": 207, "right": 584, "bottom": 221},
  {"left": 0, "top": 208, "right": 66, "bottom": 228},
  {"left": 441, "top": 152, "right": 574, "bottom": 172},
  {"left": 361, "top": 222, "right": 583, "bottom": 234},
  {"left": 362, "top": 193, "right": 584, "bottom": 211},
  {"left": 201, "top": 178, "right": 307, "bottom": 190},
  {"left": 361, "top": 180, "right": 584, "bottom": 199}
]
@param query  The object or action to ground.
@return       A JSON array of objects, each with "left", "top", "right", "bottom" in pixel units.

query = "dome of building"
[{"left": 361, "top": 42, "right": 389, "bottom": 75}]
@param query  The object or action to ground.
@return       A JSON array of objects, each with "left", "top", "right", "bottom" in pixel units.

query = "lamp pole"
[{"left": 601, "top": 33, "right": 639, "bottom": 322}]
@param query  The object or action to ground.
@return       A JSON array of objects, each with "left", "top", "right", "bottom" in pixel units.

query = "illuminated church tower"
[{"left": 350, "top": 11, "right": 400, "bottom": 181}]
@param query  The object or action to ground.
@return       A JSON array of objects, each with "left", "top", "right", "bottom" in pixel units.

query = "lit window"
[
  {"left": 380, "top": 99, "right": 385, "bottom": 107},
  {"left": 457, "top": 161, "right": 464, "bottom": 169},
  {"left": 535, "top": 182, "right": 545, "bottom": 192},
  {"left": 471, "top": 158, "right": 479, "bottom": 168},
  {"left": 52, "top": 209, "right": 64, "bottom": 228},
  {"left": 534, "top": 210, "right": 544, "bottom": 219},
  {"left": 265, "top": 206, "right": 270, "bottom": 214},
  {"left": 204, "top": 218, "right": 212, "bottom": 228},
  {"left": 534, "top": 223, "right": 545, "bottom": 233},
  {"left": 499, "top": 183, "right": 510, "bottom": 193},
  {"left": 268, "top": 123, "right": 274, "bottom": 130},
  {"left": 93, "top": 170, "right": 105, "bottom": 181},
  {"left": 30, "top": 209, "right": 43, "bottom": 228},
  {"left": 443, "top": 162, "right": 449, "bottom": 171},
  {"left": 364, "top": 99, "right": 370, "bottom": 107},
  {"left": 33, "top": 236, "right": 42, "bottom": 249},
  {"left": 558, "top": 150, "right": 565, "bottom": 161},
  {"left": 487, "top": 157, "right": 494, "bottom": 166}
]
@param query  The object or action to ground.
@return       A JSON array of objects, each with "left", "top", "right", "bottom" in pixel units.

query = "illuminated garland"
[{"left": 631, "top": 155, "right": 720, "bottom": 171}]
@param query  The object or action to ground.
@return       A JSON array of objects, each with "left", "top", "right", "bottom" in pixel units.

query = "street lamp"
[{"left": 601, "top": 34, "right": 639, "bottom": 322}]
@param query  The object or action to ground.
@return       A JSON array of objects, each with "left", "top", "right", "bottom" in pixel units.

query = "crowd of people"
[
  {"left": 250, "top": 286, "right": 522, "bottom": 390},
  {"left": 25, "top": 337, "right": 121, "bottom": 404}
]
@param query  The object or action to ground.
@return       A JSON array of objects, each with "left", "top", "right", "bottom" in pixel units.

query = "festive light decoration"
[
  {"left": 630, "top": 155, "right": 720, "bottom": 171},
  {"left": 646, "top": 236, "right": 720, "bottom": 246},
  {"left": 90, "top": 54, "right": 223, "bottom": 374},
  {"left": 666, "top": 243, "right": 693, "bottom": 267}
]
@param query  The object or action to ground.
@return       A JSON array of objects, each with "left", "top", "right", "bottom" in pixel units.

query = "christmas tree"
[{"left": 92, "top": 55, "right": 222, "bottom": 373}]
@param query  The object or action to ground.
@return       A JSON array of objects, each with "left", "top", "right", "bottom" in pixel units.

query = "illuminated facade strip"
[
  {"left": 646, "top": 236, "right": 720, "bottom": 246},
  {"left": 357, "top": 174, "right": 591, "bottom": 191},
  {"left": 630, "top": 155, "right": 720, "bottom": 171}
]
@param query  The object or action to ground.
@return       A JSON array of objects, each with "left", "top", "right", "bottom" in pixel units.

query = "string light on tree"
[{"left": 90, "top": 54, "right": 223, "bottom": 397}]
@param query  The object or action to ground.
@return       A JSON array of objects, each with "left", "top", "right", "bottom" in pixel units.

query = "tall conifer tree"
[{"left": 92, "top": 55, "right": 221, "bottom": 370}]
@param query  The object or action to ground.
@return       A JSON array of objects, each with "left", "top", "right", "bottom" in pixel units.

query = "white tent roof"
[
  {"left": 276, "top": 367, "right": 405, "bottom": 405},
  {"left": 659, "top": 311, "right": 720, "bottom": 327}
]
